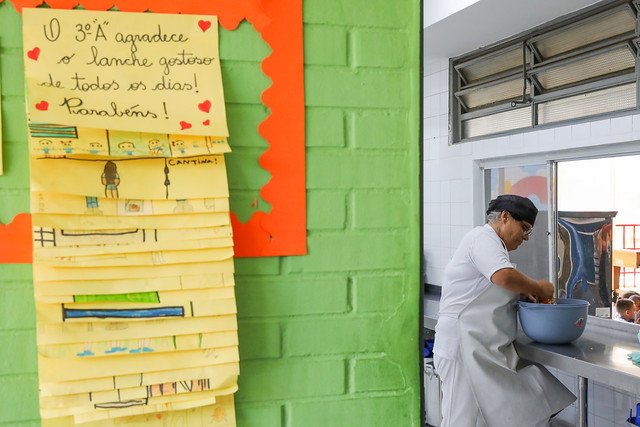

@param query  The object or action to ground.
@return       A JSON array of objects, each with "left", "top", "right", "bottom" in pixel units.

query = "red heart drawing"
[
  {"left": 198, "top": 20, "right": 211, "bottom": 32},
  {"left": 198, "top": 100, "right": 211, "bottom": 113},
  {"left": 179, "top": 121, "right": 192, "bottom": 130},
  {"left": 203, "top": 119, "right": 210, "bottom": 126},
  {"left": 36, "top": 101, "right": 49, "bottom": 111},
  {"left": 27, "top": 47, "right": 40, "bottom": 60}
]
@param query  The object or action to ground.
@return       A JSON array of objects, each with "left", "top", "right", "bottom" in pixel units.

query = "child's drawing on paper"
[
  {"left": 23, "top": 8, "right": 238, "bottom": 423},
  {"left": 101, "top": 161, "right": 120, "bottom": 198},
  {"left": 88, "top": 141, "right": 104, "bottom": 155},
  {"left": 174, "top": 199, "right": 194, "bottom": 213},
  {"left": 60, "top": 140, "right": 73, "bottom": 155},
  {"left": 76, "top": 342, "right": 94, "bottom": 357},
  {"left": 148, "top": 138, "right": 164, "bottom": 156},
  {"left": 84, "top": 196, "right": 102, "bottom": 215},
  {"left": 130, "top": 338, "right": 153, "bottom": 353},
  {"left": 39, "top": 139, "right": 52, "bottom": 157},
  {"left": 118, "top": 141, "right": 136, "bottom": 156},
  {"left": 105, "top": 341, "right": 127, "bottom": 354},
  {"left": 171, "top": 139, "right": 187, "bottom": 155}
]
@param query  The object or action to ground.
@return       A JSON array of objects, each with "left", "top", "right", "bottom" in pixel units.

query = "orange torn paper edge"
[
  {"left": 0, "top": 213, "right": 32, "bottom": 263},
  {"left": 3, "top": 0, "right": 306, "bottom": 259}
]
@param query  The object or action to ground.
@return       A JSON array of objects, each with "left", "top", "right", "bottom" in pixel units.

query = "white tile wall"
[
  {"left": 572, "top": 122, "right": 591, "bottom": 142},
  {"left": 611, "top": 115, "right": 633, "bottom": 136},
  {"left": 591, "top": 118, "right": 611, "bottom": 139},
  {"left": 554, "top": 125, "right": 572, "bottom": 144},
  {"left": 423, "top": 58, "right": 640, "bottom": 423},
  {"left": 633, "top": 114, "right": 640, "bottom": 132}
]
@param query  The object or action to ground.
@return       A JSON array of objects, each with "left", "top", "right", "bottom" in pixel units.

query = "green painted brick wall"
[{"left": 0, "top": 0, "right": 421, "bottom": 426}]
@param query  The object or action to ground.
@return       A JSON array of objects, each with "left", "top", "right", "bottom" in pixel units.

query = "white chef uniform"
[{"left": 434, "top": 225, "right": 575, "bottom": 427}]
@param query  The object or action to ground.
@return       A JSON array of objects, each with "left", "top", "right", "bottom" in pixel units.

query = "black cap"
[{"left": 486, "top": 194, "right": 538, "bottom": 227}]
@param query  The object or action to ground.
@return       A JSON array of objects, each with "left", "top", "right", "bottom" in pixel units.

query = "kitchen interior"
[
  {"left": 425, "top": 156, "right": 640, "bottom": 426},
  {"left": 423, "top": 0, "right": 640, "bottom": 426},
  {"left": 487, "top": 156, "right": 640, "bottom": 321}
]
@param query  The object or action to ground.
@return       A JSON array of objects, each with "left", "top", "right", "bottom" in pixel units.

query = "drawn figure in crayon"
[
  {"left": 149, "top": 382, "right": 177, "bottom": 397},
  {"left": 105, "top": 340, "right": 127, "bottom": 354},
  {"left": 171, "top": 139, "right": 186, "bottom": 155},
  {"left": 130, "top": 338, "right": 153, "bottom": 354},
  {"left": 118, "top": 141, "right": 136, "bottom": 156},
  {"left": 124, "top": 200, "right": 144, "bottom": 213},
  {"left": 101, "top": 161, "right": 120, "bottom": 198},
  {"left": 60, "top": 140, "right": 73, "bottom": 155},
  {"left": 76, "top": 342, "right": 94, "bottom": 357},
  {"left": 206, "top": 137, "right": 225, "bottom": 151},
  {"left": 39, "top": 139, "right": 53, "bottom": 157},
  {"left": 88, "top": 141, "right": 104, "bottom": 155},
  {"left": 204, "top": 198, "right": 217, "bottom": 210},
  {"left": 148, "top": 138, "right": 164, "bottom": 156},
  {"left": 85, "top": 196, "right": 103, "bottom": 215},
  {"left": 148, "top": 379, "right": 210, "bottom": 397},
  {"left": 174, "top": 199, "right": 194, "bottom": 213}
]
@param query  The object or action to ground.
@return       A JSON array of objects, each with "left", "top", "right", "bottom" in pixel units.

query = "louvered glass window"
[{"left": 451, "top": 1, "right": 639, "bottom": 143}]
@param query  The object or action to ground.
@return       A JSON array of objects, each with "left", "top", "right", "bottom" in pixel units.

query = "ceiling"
[{"left": 424, "top": 0, "right": 602, "bottom": 60}]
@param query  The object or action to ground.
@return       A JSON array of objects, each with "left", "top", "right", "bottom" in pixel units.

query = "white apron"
[{"left": 457, "top": 283, "right": 576, "bottom": 427}]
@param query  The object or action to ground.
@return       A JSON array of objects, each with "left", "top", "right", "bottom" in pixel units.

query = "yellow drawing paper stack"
[{"left": 23, "top": 8, "right": 238, "bottom": 425}]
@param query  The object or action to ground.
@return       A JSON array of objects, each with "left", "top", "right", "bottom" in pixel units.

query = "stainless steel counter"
[
  {"left": 424, "top": 294, "right": 640, "bottom": 426},
  {"left": 515, "top": 317, "right": 640, "bottom": 426},
  {"left": 515, "top": 328, "right": 640, "bottom": 396}
]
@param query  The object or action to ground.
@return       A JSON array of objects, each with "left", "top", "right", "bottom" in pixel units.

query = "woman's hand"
[
  {"left": 536, "top": 280, "right": 555, "bottom": 304},
  {"left": 520, "top": 293, "right": 538, "bottom": 303}
]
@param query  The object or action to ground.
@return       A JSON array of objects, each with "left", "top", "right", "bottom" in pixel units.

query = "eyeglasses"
[
  {"left": 507, "top": 212, "right": 533, "bottom": 236},
  {"left": 520, "top": 221, "right": 533, "bottom": 237}
]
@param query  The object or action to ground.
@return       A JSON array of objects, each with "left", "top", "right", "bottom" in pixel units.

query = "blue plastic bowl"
[{"left": 518, "top": 298, "right": 589, "bottom": 344}]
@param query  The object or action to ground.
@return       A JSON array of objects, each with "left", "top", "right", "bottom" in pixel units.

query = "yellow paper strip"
[
  {"left": 42, "top": 379, "right": 238, "bottom": 416},
  {"left": 36, "top": 298, "right": 237, "bottom": 324},
  {"left": 34, "top": 273, "right": 234, "bottom": 297},
  {"left": 31, "top": 155, "right": 228, "bottom": 200},
  {"left": 29, "top": 128, "right": 230, "bottom": 158},
  {"left": 38, "top": 346, "right": 239, "bottom": 382},
  {"left": 72, "top": 388, "right": 236, "bottom": 424},
  {"left": 34, "top": 259, "right": 234, "bottom": 282},
  {"left": 34, "top": 236, "right": 234, "bottom": 259},
  {"left": 33, "top": 225, "right": 233, "bottom": 248},
  {"left": 44, "top": 389, "right": 223, "bottom": 419},
  {"left": 40, "top": 330, "right": 238, "bottom": 359},
  {"left": 37, "top": 314, "right": 237, "bottom": 345},
  {"left": 42, "top": 374, "right": 237, "bottom": 410},
  {"left": 40, "top": 363, "right": 239, "bottom": 397},
  {"left": 31, "top": 192, "right": 229, "bottom": 216},
  {"left": 36, "top": 246, "right": 233, "bottom": 267},
  {"left": 33, "top": 212, "right": 230, "bottom": 231},
  {"left": 42, "top": 394, "right": 236, "bottom": 427},
  {"left": 36, "top": 286, "right": 235, "bottom": 304}
]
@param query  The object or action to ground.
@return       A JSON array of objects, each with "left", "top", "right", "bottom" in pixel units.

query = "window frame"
[{"left": 450, "top": 0, "right": 640, "bottom": 144}]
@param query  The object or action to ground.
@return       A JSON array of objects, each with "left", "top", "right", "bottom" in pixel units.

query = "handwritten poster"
[
  {"left": 23, "top": 7, "right": 238, "bottom": 424},
  {"left": 30, "top": 155, "right": 229, "bottom": 200},
  {"left": 23, "top": 8, "right": 228, "bottom": 136}
]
